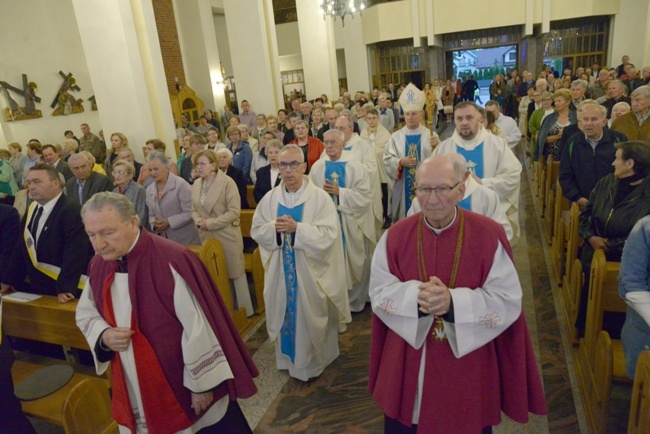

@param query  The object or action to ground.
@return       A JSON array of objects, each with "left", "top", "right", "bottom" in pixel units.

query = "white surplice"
[
  {"left": 310, "top": 155, "right": 375, "bottom": 312},
  {"left": 433, "top": 126, "right": 522, "bottom": 242},
  {"left": 495, "top": 113, "right": 523, "bottom": 149},
  {"left": 251, "top": 177, "right": 351, "bottom": 381},
  {"left": 407, "top": 176, "right": 514, "bottom": 241},
  {"left": 77, "top": 267, "right": 233, "bottom": 434}
]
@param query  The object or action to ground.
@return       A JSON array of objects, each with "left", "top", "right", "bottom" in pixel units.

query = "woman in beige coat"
[{"left": 191, "top": 150, "right": 254, "bottom": 317}]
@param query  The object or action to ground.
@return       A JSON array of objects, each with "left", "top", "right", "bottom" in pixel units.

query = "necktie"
[{"left": 29, "top": 206, "right": 43, "bottom": 239}]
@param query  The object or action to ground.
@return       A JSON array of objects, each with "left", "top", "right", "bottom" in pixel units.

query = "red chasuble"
[
  {"left": 88, "top": 230, "right": 258, "bottom": 433},
  {"left": 369, "top": 210, "right": 547, "bottom": 433}
]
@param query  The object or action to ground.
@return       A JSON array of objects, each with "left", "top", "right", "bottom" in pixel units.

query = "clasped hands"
[
  {"left": 153, "top": 218, "right": 170, "bottom": 232},
  {"left": 275, "top": 215, "right": 297, "bottom": 233},
  {"left": 102, "top": 326, "right": 214, "bottom": 416},
  {"left": 417, "top": 276, "right": 451, "bottom": 316}
]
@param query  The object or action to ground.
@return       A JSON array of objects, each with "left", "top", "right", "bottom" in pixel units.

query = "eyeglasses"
[
  {"left": 415, "top": 181, "right": 461, "bottom": 197},
  {"left": 112, "top": 170, "right": 128, "bottom": 176},
  {"left": 279, "top": 161, "right": 303, "bottom": 170}
]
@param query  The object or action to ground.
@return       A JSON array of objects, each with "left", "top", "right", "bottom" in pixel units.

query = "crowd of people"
[{"left": 1, "top": 53, "right": 649, "bottom": 433}]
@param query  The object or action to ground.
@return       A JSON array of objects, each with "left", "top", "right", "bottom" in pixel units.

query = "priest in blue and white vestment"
[
  {"left": 310, "top": 129, "right": 375, "bottom": 313},
  {"left": 251, "top": 145, "right": 351, "bottom": 381},
  {"left": 384, "top": 83, "right": 440, "bottom": 222},
  {"left": 433, "top": 101, "right": 522, "bottom": 243}
]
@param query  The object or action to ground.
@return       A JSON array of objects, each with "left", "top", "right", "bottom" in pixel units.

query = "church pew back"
[
  {"left": 544, "top": 159, "right": 561, "bottom": 244},
  {"left": 629, "top": 351, "right": 650, "bottom": 434}
]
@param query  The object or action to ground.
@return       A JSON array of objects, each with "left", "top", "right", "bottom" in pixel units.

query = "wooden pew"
[
  {"left": 578, "top": 249, "right": 626, "bottom": 379},
  {"left": 629, "top": 350, "right": 650, "bottom": 434},
  {"left": 247, "top": 185, "right": 257, "bottom": 209},
  {"left": 252, "top": 248, "right": 265, "bottom": 315},
  {"left": 549, "top": 181, "right": 571, "bottom": 284},
  {"left": 543, "top": 158, "right": 560, "bottom": 244},
  {"left": 575, "top": 330, "right": 613, "bottom": 434},
  {"left": 2, "top": 296, "right": 114, "bottom": 432},
  {"left": 186, "top": 239, "right": 254, "bottom": 336},
  {"left": 558, "top": 202, "right": 583, "bottom": 344},
  {"left": 240, "top": 209, "right": 255, "bottom": 270},
  {"left": 562, "top": 202, "right": 583, "bottom": 292}
]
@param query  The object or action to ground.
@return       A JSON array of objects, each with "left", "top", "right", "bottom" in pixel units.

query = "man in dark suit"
[
  {"left": 253, "top": 163, "right": 281, "bottom": 203},
  {"left": 41, "top": 144, "right": 73, "bottom": 181},
  {"left": 2, "top": 165, "right": 93, "bottom": 303},
  {"left": 216, "top": 148, "right": 249, "bottom": 209},
  {"left": 317, "top": 108, "right": 338, "bottom": 141},
  {"left": 65, "top": 153, "right": 112, "bottom": 206},
  {"left": 0, "top": 205, "right": 37, "bottom": 433}
]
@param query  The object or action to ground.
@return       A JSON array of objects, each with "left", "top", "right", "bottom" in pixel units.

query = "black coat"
[
  {"left": 253, "top": 165, "right": 281, "bottom": 204},
  {"left": 4, "top": 194, "right": 93, "bottom": 298},
  {"left": 225, "top": 166, "right": 249, "bottom": 209},
  {"left": 0, "top": 204, "right": 20, "bottom": 283}
]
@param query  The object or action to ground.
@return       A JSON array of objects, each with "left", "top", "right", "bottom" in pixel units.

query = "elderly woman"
[
  {"left": 191, "top": 150, "right": 253, "bottom": 316},
  {"left": 251, "top": 131, "right": 276, "bottom": 184},
  {"left": 289, "top": 119, "right": 324, "bottom": 173},
  {"left": 239, "top": 124, "right": 258, "bottom": 153},
  {"left": 251, "top": 114, "right": 268, "bottom": 140},
  {"left": 528, "top": 91, "right": 555, "bottom": 158},
  {"left": 277, "top": 109, "right": 289, "bottom": 132},
  {"left": 253, "top": 139, "right": 283, "bottom": 203},
  {"left": 137, "top": 139, "right": 178, "bottom": 188},
  {"left": 576, "top": 141, "right": 650, "bottom": 333},
  {"left": 7, "top": 142, "right": 27, "bottom": 187},
  {"left": 216, "top": 148, "right": 248, "bottom": 209},
  {"left": 112, "top": 159, "right": 148, "bottom": 230},
  {"left": 226, "top": 126, "right": 253, "bottom": 185},
  {"left": 609, "top": 101, "right": 631, "bottom": 128},
  {"left": 145, "top": 151, "right": 200, "bottom": 245},
  {"left": 310, "top": 109, "right": 324, "bottom": 137},
  {"left": 535, "top": 89, "right": 578, "bottom": 162},
  {"left": 62, "top": 138, "right": 79, "bottom": 162},
  {"left": 266, "top": 114, "right": 284, "bottom": 142},
  {"left": 0, "top": 149, "right": 19, "bottom": 206},
  {"left": 105, "top": 132, "right": 129, "bottom": 173}
]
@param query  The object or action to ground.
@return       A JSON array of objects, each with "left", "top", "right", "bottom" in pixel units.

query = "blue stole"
[
  {"left": 455, "top": 143, "right": 484, "bottom": 179},
  {"left": 404, "top": 134, "right": 421, "bottom": 212},
  {"left": 277, "top": 202, "right": 305, "bottom": 363},
  {"left": 458, "top": 195, "right": 472, "bottom": 210},
  {"left": 325, "top": 161, "right": 347, "bottom": 255}
]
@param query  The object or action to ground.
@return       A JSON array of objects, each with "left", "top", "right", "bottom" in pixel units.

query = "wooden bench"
[
  {"left": 2, "top": 296, "right": 115, "bottom": 432},
  {"left": 629, "top": 350, "right": 650, "bottom": 433},
  {"left": 186, "top": 239, "right": 255, "bottom": 336},
  {"left": 543, "top": 158, "right": 560, "bottom": 244},
  {"left": 549, "top": 181, "right": 570, "bottom": 284},
  {"left": 558, "top": 202, "right": 583, "bottom": 344},
  {"left": 246, "top": 185, "right": 257, "bottom": 209},
  {"left": 239, "top": 209, "right": 265, "bottom": 314}
]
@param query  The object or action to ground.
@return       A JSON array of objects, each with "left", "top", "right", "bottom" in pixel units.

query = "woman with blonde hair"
[
  {"left": 191, "top": 149, "right": 253, "bottom": 316},
  {"left": 105, "top": 132, "right": 129, "bottom": 173},
  {"left": 7, "top": 142, "right": 27, "bottom": 187}
]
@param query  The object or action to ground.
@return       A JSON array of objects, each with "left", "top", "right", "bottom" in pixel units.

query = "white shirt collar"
[{"left": 423, "top": 207, "right": 458, "bottom": 235}]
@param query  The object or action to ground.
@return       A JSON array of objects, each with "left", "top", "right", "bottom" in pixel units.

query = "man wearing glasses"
[
  {"left": 368, "top": 157, "right": 546, "bottom": 433},
  {"left": 251, "top": 145, "right": 351, "bottom": 381},
  {"left": 433, "top": 102, "right": 522, "bottom": 244}
]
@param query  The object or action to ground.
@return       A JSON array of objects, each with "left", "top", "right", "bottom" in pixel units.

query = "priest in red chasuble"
[
  {"left": 76, "top": 192, "right": 258, "bottom": 434},
  {"left": 368, "top": 157, "right": 547, "bottom": 433}
]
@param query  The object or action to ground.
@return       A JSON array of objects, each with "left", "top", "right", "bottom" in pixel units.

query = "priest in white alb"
[
  {"left": 360, "top": 107, "right": 394, "bottom": 228},
  {"left": 407, "top": 154, "right": 513, "bottom": 241},
  {"left": 384, "top": 83, "right": 440, "bottom": 223},
  {"left": 76, "top": 192, "right": 258, "bottom": 434},
  {"left": 433, "top": 101, "right": 522, "bottom": 243},
  {"left": 328, "top": 116, "right": 384, "bottom": 239},
  {"left": 310, "top": 129, "right": 375, "bottom": 312},
  {"left": 251, "top": 145, "right": 351, "bottom": 381}
]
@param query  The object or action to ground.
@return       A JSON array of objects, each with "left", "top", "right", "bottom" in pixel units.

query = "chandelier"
[{"left": 319, "top": 0, "right": 366, "bottom": 26}]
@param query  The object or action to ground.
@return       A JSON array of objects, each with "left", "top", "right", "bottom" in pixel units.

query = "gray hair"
[
  {"left": 280, "top": 144, "right": 304, "bottom": 162},
  {"left": 146, "top": 150, "right": 169, "bottom": 166},
  {"left": 266, "top": 139, "right": 283, "bottom": 151},
  {"left": 300, "top": 102, "right": 312, "bottom": 109},
  {"left": 579, "top": 103, "right": 607, "bottom": 119},
  {"left": 631, "top": 85, "right": 650, "bottom": 100},
  {"left": 216, "top": 148, "right": 233, "bottom": 160},
  {"left": 336, "top": 115, "right": 354, "bottom": 129},
  {"left": 612, "top": 101, "right": 631, "bottom": 112},
  {"left": 81, "top": 191, "right": 137, "bottom": 223},
  {"left": 418, "top": 154, "right": 466, "bottom": 184},
  {"left": 535, "top": 78, "right": 548, "bottom": 88},
  {"left": 323, "top": 129, "right": 345, "bottom": 142},
  {"left": 112, "top": 160, "right": 135, "bottom": 176},
  {"left": 362, "top": 102, "right": 375, "bottom": 110},
  {"left": 333, "top": 103, "right": 345, "bottom": 112},
  {"left": 68, "top": 153, "right": 89, "bottom": 166},
  {"left": 571, "top": 79, "right": 588, "bottom": 90}
]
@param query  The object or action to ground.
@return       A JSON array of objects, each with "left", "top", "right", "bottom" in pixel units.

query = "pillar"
[
  {"left": 295, "top": 0, "right": 339, "bottom": 100},
  {"left": 223, "top": 0, "right": 283, "bottom": 115},
  {"left": 337, "top": 18, "right": 372, "bottom": 93},
  {"left": 173, "top": 0, "right": 226, "bottom": 115},
  {"left": 71, "top": 0, "right": 176, "bottom": 160}
]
